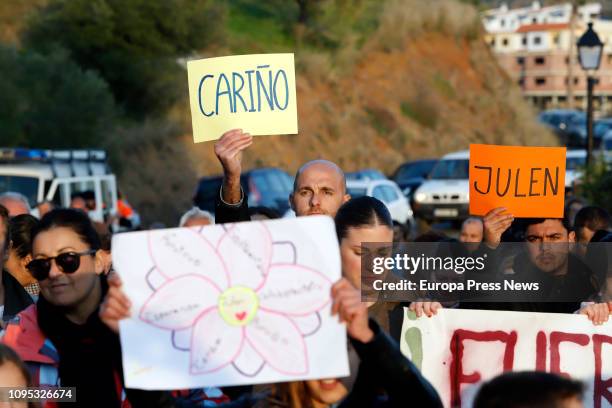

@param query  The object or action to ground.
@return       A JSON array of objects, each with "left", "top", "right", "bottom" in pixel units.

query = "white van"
[
  {"left": 0, "top": 148, "right": 118, "bottom": 223},
  {"left": 411, "top": 150, "right": 470, "bottom": 223}
]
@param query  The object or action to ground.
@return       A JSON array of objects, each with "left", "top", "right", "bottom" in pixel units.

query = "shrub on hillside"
[{"left": 372, "top": 0, "right": 482, "bottom": 51}]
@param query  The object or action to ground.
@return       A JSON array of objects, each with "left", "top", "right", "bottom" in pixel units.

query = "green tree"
[
  {"left": 0, "top": 45, "right": 117, "bottom": 148},
  {"left": 23, "top": 0, "right": 225, "bottom": 118},
  {"left": 581, "top": 162, "right": 612, "bottom": 212}
]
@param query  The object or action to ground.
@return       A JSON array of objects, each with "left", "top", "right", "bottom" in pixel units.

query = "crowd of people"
[{"left": 0, "top": 129, "right": 609, "bottom": 407}]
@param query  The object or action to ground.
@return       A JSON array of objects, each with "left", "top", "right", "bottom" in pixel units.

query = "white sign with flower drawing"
[{"left": 112, "top": 216, "right": 349, "bottom": 390}]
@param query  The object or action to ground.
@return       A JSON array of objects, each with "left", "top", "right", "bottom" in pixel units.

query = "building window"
[
  {"left": 532, "top": 17, "right": 537, "bottom": 23},
  {"left": 502, "top": 38, "right": 509, "bottom": 46},
  {"left": 553, "top": 35, "right": 560, "bottom": 45},
  {"left": 575, "top": 78, "right": 579, "bottom": 85},
  {"left": 535, "top": 78, "right": 546, "bottom": 85},
  {"left": 517, "top": 57, "right": 525, "bottom": 65},
  {"left": 501, "top": 19, "right": 506, "bottom": 27},
  {"left": 522, "top": 36, "right": 527, "bottom": 46},
  {"left": 518, "top": 78, "right": 525, "bottom": 86},
  {"left": 535, "top": 56, "right": 546, "bottom": 65},
  {"left": 533, "top": 36, "right": 542, "bottom": 45},
  {"left": 490, "top": 39, "right": 496, "bottom": 47},
  {"left": 565, "top": 56, "right": 569, "bottom": 64}
]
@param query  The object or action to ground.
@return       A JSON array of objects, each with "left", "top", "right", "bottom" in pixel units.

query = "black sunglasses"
[{"left": 26, "top": 250, "right": 97, "bottom": 281}]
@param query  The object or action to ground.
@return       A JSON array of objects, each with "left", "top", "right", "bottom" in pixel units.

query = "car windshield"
[
  {"left": 429, "top": 159, "right": 469, "bottom": 180},
  {"left": 347, "top": 187, "right": 367, "bottom": 198},
  {"left": 566, "top": 156, "right": 586, "bottom": 170},
  {"left": 570, "top": 115, "right": 586, "bottom": 127},
  {"left": 396, "top": 161, "right": 437, "bottom": 181},
  {"left": 251, "top": 170, "right": 293, "bottom": 194},
  {"left": 0, "top": 175, "right": 38, "bottom": 206},
  {"left": 249, "top": 169, "right": 294, "bottom": 213},
  {"left": 606, "top": 139, "right": 612, "bottom": 150}
]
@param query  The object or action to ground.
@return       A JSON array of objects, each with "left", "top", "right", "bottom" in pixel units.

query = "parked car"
[
  {"left": 193, "top": 168, "right": 294, "bottom": 216},
  {"left": 411, "top": 150, "right": 470, "bottom": 223},
  {"left": 391, "top": 159, "right": 438, "bottom": 199},
  {"left": 346, "top": 168, "right": 387, "bottom": 181},
  {"left": 346, "top": 179, "right": 414, "bottom": 227},
  {"left": 593, "top": 118, "right": 612, "bottom": 147},
  {"left": 538, "top": 109, "right": 586, "bottom": 147}
]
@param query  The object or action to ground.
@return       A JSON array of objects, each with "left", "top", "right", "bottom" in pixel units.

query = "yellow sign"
[{"left": 187, "top": 53, "right": 298, "bottom": 143}]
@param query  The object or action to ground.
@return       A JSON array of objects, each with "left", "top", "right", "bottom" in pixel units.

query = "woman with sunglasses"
[{"left": 2, "top": 209, "right": 176, "bottom": 408}]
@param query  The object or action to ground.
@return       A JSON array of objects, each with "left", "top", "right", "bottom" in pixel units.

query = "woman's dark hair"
[
  {"left": 9, "top": 214, "right": 39, "bottom": 259},
  {"left": 31, "top": 209, "right": 101, "bottom": 251},
  {"left": 335, "top": 196, "right": 393, "bottom": 240},
  {"left": 0, "top": 204, "right": 9, "bottom": 254}
]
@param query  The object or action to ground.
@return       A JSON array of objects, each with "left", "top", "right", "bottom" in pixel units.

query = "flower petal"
[
  {"left": 140, "top": 275, "right": 220, "bottom": 330},
  {"left": 148, "top": 228, "right": 229, "bottom": 289},
  {"left": 190, "top": 308, "right": 244, "bottom": 374},
  {"left": 245, "top": 310, "right": 308, "bottom": 375},
  {"left": 291, "top": 313, "right": 322, "bottom": 337},
  {"left": 257, "top": 264, "right": 332, "bottom": 316},
  {"left": 232, "top": 340, "right": 265, "bottom": 377},
  {"left": 217, "top": 223, "right": 273, "bottom": 290}
]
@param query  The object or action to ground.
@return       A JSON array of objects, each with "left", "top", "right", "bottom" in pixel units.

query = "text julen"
[{"left": 472, "top": 166, "right": 560, "bottom": 197}]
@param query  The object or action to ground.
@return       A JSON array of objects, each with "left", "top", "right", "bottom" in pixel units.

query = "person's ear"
[
  {"left": 343, "top": 194, "right": 351, "bottom": 203},
  {"left": 568, "top": 230, "right": 576, "bottom": 243},
  {"left": 20, "top": 254, "right": 32, "bottom": 269},
  {"left": 94, "top": 250, "right": 105, "bottom": 275}
]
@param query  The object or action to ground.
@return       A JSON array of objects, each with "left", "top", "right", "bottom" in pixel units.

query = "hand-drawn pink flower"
[{"left": 140, "top": 223, "right": 332, "bottom": 376}]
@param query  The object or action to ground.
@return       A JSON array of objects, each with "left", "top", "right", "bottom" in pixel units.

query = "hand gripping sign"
[
  {"left": 401, "top": 308, "right": 612, "bottom": 408},
  {"left": 469, "top": 144, "right": 566, "bottom": 218}
]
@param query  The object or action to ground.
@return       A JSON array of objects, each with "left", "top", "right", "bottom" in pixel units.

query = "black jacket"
[
  {"left": 215, "top": 188, "right": 250, "bottom": 224},
  {"left": 462, "top": 248, "right": 599, "bottom": 314},
  {"left": 339, "top": 319, "right": 442, "bottom": 407},
  {"left": 1, "top": 269, "right": 33, "bottom": 323}
]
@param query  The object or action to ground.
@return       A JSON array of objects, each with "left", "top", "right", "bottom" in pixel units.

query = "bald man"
[
  {"left": 459, "top": 217, "right": 483, "bottom": 253},
  {"left": 290, "top": 160, "right": 350, "bottom": 217},
  {"left": 214, "top": 129, "right": 350, "bottom": 223},
  {"left": 0, "top": 193, "right": 31, "bottom": 217}
]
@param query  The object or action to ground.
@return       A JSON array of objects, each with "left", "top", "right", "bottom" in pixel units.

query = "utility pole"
[{"left": 567, "top": 2, "right": 578, "bottom": 109}]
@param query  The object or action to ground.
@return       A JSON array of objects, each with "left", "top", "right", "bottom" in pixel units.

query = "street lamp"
[{"left": 577, "top": 22, "right": 603, "bottom": 169}]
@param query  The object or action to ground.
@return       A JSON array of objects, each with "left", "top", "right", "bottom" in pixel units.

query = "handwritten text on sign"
[
  {"left": 112, "top": 216, "right": 348, "bottom": 390},
  {"left": 401, "top": 308, "right": 611, "bottom": 408},
  {"left": 469, "top": 144, "right": 566, "bottom": 218},
  {"left": 187, "top": 53, "right": 298, "bottom": 143}
]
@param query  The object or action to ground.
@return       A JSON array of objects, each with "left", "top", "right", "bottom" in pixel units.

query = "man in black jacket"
[
  {"left": 411, "top": 208, "right": 611, "bottom": 323},
  {"left": 213, "top": 129, "right": 350, "bottom": 223},
  {"left": 0, "top": 204, "right": 33, "bottom": 326}
]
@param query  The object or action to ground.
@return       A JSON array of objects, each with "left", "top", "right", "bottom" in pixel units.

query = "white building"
[
  {"left": 482, "top": 2, "right": 612, "bottom": 113},
  {"left": 482, "top": 1, "right": 601, "bottom": 34}
]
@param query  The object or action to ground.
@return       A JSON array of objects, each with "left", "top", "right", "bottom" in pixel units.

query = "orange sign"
[{"left": 469, "top": 144, "right": 566, "bottom": 218}]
